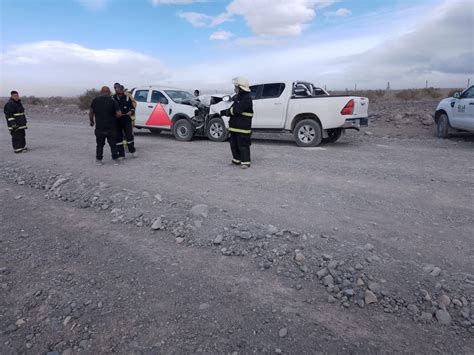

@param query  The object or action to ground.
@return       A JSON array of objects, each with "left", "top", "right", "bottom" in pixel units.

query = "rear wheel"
[
  {"left": 173, "top": 119, "right": 194, "bottom": 141},
  {"left": 294, "top": 119, "right": 323, "bottom": 147},
  {"left": 206, "top": 117, "right": 228, "bottom": 142},
  {"left": 149, "top": 128, "right": 162, "bottom": 135},
  {"left": 436, "top": 113, "right": 449, "bottom": 138},
  {"left": 323, "top": 128, "right": 343, "bottom": 143}
]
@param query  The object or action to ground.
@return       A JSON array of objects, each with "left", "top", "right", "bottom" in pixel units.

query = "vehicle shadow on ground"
[{"left": 134, "top": 130, "right": 364, "bottom": 148}]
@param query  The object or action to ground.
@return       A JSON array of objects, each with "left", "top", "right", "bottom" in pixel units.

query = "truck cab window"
[
  {"left": 262, "top": 83, "right": 285, "bottom": 99},
  {"left": 134, "top": 90, "right": 149, "bottom": 102}
]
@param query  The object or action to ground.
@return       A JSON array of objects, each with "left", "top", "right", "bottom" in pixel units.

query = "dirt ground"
[{"left": 0, "top": 99, "right": 473, "bottom": 354}]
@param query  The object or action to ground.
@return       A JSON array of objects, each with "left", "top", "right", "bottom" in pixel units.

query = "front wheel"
[
  {"left": 294, "top": 119, "right": 323, "bottom": 147},
  {"left": 173, "top": 119, "right": 194, "bottom": 141},
  {"left": 436, "top": 113, "right": 449, "bottom": 138},
  {"left": 206, "top": 117, "right": 228, "bottom": 142},
  {"left": 323, "top": 128, "right": 343, "bottom": 143}
]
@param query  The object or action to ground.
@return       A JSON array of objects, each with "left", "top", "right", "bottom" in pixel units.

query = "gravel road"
[{"left": 1, "top": 107, "right": 473, "bottom": 354}]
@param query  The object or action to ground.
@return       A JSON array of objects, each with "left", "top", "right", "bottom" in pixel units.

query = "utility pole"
[
  {"left": 386, "top": 81, "right": 390, "bottom": 90},
  {"left": 354, "top": 84, "right": 357, "bottom": 91},
  {"left": 425, "top": 80, "right": 428, "bottom": 89},
  {"left": 468, "top": 78, "right": 471, "bottom": 87}
]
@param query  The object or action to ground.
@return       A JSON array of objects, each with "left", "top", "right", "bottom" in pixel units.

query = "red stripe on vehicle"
[{"left": 146, "top": 104, "right": 172, "bottom": 126}]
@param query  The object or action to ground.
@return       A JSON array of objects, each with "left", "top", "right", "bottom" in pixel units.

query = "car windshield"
[{"left": 164, "top": 90, "right": 194, "bottom": 103}]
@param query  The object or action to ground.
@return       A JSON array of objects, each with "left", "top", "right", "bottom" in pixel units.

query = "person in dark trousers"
[
  {"left": 113, "top": 85, "right": 136, "bottom": 159},
  {"left": 4, "top": 90, "right": 28, "bottom": 153},
  {"left": 89, "top": 86, "right": 121, "bottom": 165},
  {"left": 220, "top": 77, "right": 254, "bottom": 169}
]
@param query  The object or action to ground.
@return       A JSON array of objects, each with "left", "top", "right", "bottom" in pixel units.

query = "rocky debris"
[
  {"left": 199, "top": 303, "right": 210, "bottom": 310},
  {"left": 151, "top": 217, "right": 163, "bottom": 230},
  {"left": 191, "top": 204, "right": 209, "bottom": 219},
  {"left": 438, "top": 295, "right": 451, "bottom": 308},
  {"left": 365, "top": 290, "right": 378, "bottom": 305},
  {"left": 430, "top": 267, "right": 442, "bottom": 277},
  {"left": 278, "top": 328, "right": 288, "bottom": 338},
  {"left": 1, "top": 161, "right": 472, "bottom": 337},
  {"left": 294, "top": 250, "right": 305, "bottom": 263},
  {"left": 435, "top": 309, "right": 452, "bottom": 325},
  {"left": 407, "top": 304, "right": 419, "bottom": 314},
  {"left": 267, "top": 225, "right": 279, "bottom": 234},
  {"left": 213, "top": 235, "right": 224, "bottom": 245}
]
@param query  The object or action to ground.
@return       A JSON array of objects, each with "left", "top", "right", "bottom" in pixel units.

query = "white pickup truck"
[
  {"left": 131, "top": 85, "right": 199, "bottom": 139},
  {"left": 209, "top": 81, "right": 369, "bottom": 147},
  {"left": 434, "top": 86, "right": 474, "bottom": 138}
]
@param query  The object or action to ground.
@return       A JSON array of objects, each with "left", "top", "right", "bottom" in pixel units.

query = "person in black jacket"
[
  {"left": 113, "top": 85, "right": 136, "bottom": 159},
  {"left": 4, "top": 91, "right": 28, "bottom": 153},
  {"left": 89, "top": 86, "right": 121, "bottom": 165},
  {"left": 220, "top": 77, "right": 254, "bottom": 169}
]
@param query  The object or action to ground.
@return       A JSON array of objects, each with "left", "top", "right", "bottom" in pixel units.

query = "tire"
[
  {"left": 323, "top": 128, "right": 343, "bottom": 144},
  {"left": 294, "top": 119, "right": 323, "bottom": 147},
  {"left": 149, "top": 128, "right": 162, "bottom": 135},
  {"left": 173, "top": 119, "right": 194, "bottom": 141},
  {"left": 206, "top": 117, "right": 228, "bottom": 142},
  {"left": 436, "top": 113, "right": 449, "bottom": 138}
]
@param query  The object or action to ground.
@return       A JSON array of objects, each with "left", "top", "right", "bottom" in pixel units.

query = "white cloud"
[
  {"left": 0, "top": 41, "right": 169, "bottom": 96},
  {"left": 325, "top": 8, "right": 352, "bottom": 18},
  {"left": 210, "top": 31, "right": 234, "bottom": 41},
  {"left": 178, "top": 12, "right": 212, "bottom": 27},
  {"left": 75, "top": 0, "right": 111, "bottom": 10},
  {"left": 178, "top": 0, "right": 336, "bottom": 36},
  {"left": 227, "top": 0, "right": 336, "bottom": 36}
]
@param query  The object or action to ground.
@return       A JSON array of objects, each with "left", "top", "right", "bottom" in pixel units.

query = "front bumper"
[{"left": 342, "top": 117, "right": 369, "bottom": 130}]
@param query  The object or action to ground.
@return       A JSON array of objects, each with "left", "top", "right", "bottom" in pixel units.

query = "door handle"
[
  {"left": 274, "top": 103, "right": 283, "bottom": 105},
  {"left": 148, "top": 105, "right": 154, "bottom": 108},
  {"left": 169, "top": 108, "right": 172, "bottom": 115},
  {"left": 469, "top": 102, "right": 474, "bottom": 105}
]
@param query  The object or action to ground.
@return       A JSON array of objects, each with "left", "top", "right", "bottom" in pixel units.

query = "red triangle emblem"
[{"left": 146, "top": 104, "right": 172, "bottom": 126}]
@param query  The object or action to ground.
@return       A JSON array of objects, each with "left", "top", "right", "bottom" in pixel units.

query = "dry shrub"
[
  {"left": 395, "top": 89, "right": 419, "bottom": 100},
  {"left": 22, "top": 96, "right": 43, "bottom": 105},
  {"left": 420, "top": 87, "right": 442, "bottom": 99},
  {"left": 78, "top": 89, "right": 100, "bottom": 110}
]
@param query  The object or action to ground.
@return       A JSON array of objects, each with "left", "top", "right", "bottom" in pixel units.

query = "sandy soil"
[{"left": 0, "top": 99, "right": 473, "bottom": 354}]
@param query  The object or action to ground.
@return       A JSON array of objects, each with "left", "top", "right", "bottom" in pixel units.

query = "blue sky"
[{"left": 0, "top": 0, "right": 472, "bottom": 95}]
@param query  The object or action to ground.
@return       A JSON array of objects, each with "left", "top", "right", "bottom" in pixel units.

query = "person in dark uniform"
[
  {"left": 89, "top": 86, "right": 121, "bottom": 165},
  {"left": 113, "top": 85, "right": 136, "bottom": 159},
  {"left": 220, "top": 77, "right": 254, "bottom": 169},
  {"left": 4, "top": 91, "right": 28, "bottom": 153}
]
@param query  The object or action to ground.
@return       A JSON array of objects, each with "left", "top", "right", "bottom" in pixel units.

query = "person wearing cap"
[
  {"left": 220, "top": 77, "right": 254, "bottom": 169},
  {"left": 113, "top": 85, "right": 136, "bottom": 159},
  {"left": 4, "top": 90, "right": 28, "bottom": 153}
]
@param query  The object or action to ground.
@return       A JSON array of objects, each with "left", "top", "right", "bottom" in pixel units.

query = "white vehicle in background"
[
  {"left": 131, "top": 86, "right": 199, "bottom": 140},
  {"left": 434, "top": 86, "right": 474, "bottom": 138},
  {"left": 209, "top": 81, "right": 370, "bottom": 147}
]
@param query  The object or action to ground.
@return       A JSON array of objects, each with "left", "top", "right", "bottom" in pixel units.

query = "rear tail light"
[{"left": 341, "top": 99, "right": 354, "bottom": 115}]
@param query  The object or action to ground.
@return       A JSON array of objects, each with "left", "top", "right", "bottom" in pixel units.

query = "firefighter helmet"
[{"left": 232, "top": 77, "right": 251, "bottom": 92}]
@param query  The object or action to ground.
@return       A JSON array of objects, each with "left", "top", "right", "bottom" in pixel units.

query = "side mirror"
[
  {"left": 159, "top": 97, "right": 169, "bottom": 104},
  {"left": 222, "top": 95, "right": 231, "bottom": 102},
  {"left": 453, "top": 92, "right": 461, "bottom": 99}
]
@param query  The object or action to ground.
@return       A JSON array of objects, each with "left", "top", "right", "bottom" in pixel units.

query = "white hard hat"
[{"left": 232, "top": 77, "right": 251, "bottom": 92}]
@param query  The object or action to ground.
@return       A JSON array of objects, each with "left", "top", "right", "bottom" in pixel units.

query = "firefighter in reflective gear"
[
  {"left": 114, "top": 83, "right": 137, "bottom": 123},
  {"left": 220, "top": 77, "right": 254, "bottom": 169},
  {"left": 4, "top": 90, "right": 28, "bottom": 153},
  {"left": 113, "top": 85, "right": 136, "bottom": 158}
]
